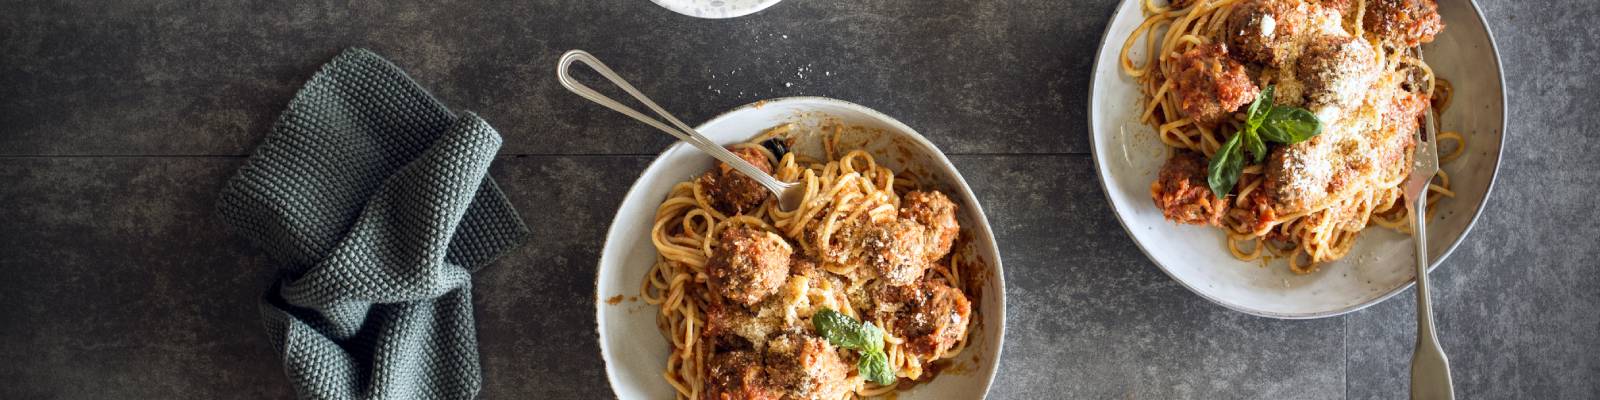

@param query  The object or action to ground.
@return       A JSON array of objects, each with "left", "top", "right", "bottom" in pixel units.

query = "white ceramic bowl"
[
  {"left": 649, "top": 0, "right": 784, "bottom": 19},
  {"left": 1088, "top": 0, "right": 1506, "bottom": 318},
  {"left": 596, "top": 97, "right": 1006, "bottom": 398}
]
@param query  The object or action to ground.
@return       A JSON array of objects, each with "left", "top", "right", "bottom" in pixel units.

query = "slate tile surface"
[
  {"left": 956, "top": 155, "right": 1345, "bottom": 400},
  {"left": 0, "top": 158, "right": 291, "bottom": 398},
  {"left": 473, "top": 156, "right": 648, "bottom": 400},
  {"left": 2, "top": 0, "right": 1599, "bottom": 399},
  {"left": 0, "top": 0, "right": 1108, "bottom": 156},
  {"left": 1345, "top": 1, "right": 1600, "bottom": 398}
]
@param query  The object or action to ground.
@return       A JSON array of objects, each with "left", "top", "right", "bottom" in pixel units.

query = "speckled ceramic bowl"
[
  {"left": 596, "top": 97, "right": 1006, "bottom": 398},
  {"left": 1088, "top": 0, "right": 1506, "bottom": 318},
  {"left": 649, "top": 0, "right": 784, "bottom": 19}
]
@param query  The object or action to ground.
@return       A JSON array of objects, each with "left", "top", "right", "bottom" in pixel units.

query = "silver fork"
[
  {"left": 555, "top": 50, "right": 807, "bottom": 211},
  {"left": 1403, "top": 47, "right": 1455, "bottom": 400}
]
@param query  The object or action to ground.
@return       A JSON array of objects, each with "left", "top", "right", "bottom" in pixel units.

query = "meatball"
[
  {"left": 1295, "top": 35, "right": 1378, "bottom": 117},
  {"left": 703, "top": 302, "right": 781, "bottom": 348},
  {"left": 1315, "top": 0, "right": 1353, "bottom": 13},
  {"left": 1225, "top": 0, "right": 1309, "bottom": 67},
  {"left": 764, "top": 333, "right": 851, "bottom": 400},
  {"left": 900, "top": 190, "right": 960, "bottom": 261},
  {"left": 699, "top": 147, "right": 774, "bottom": 215},
  {"left": 1363, "top": 0, "right": 1442, "bottom": 47},
  {"left": 707, "top": 227, "right": 793, "bottom": 306},
  {"left": 807, "top": 213, "right": 873, "bottom": 266},
  {"left": 789, "top": 254, "right": 821, "bottom": 277},
  {"left": 1150, "top": 150, "right": 1230, "bottom": 225},
  {"left": 705, "top": 350, "right": 778, "bottom": 400},
  {"left": 1264, "top": 137, "right": 1333, "bottom": 215},
  {"left": 863, "top": 219, "right": 931, "bottom": 286},
  {"left": 873, "top": 281, "right": 972, "bottom": 358},
  {"left": 1172, "top": 43, "right": 1261, "bottom": 127},
  {"left": 1264, "top": 89, "right": 1416, "bottom": 215}
]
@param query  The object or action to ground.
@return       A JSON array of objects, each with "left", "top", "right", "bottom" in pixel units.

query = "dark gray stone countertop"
[{"left": 2, "top": 0, "right": 1595, "bottom": 399}]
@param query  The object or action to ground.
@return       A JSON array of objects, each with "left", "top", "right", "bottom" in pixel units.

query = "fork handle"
[
  {"left": 1407, "top": 45, "right": 1454, "bottom": 400},
  {"left": 1409, "top": 194, "right": 1455, "bottom": 400},
  {"left": 1413, "top": 96, "right": 1443, "bottom": 341},
  {"left": 554, "top": 50, "right": 789, "bottom": 194},
  {"left": 1411, "top": 195, "right": 1437, "bottom": 342}
]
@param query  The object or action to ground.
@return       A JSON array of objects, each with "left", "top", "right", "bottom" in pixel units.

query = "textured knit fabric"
[{"left": 217, "top": 48, "right": 529, "bottom": 400}]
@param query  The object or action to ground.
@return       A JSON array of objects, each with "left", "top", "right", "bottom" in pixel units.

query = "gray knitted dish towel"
[{"left": 217, "top": 48, "right": 529, "bottom": 400}]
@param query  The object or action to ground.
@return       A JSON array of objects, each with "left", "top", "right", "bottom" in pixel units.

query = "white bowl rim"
[
  {"left": 594, "top": 96, "right": 1008, "bottom": 396},
  {"left": 1085, "top": 0, "right": 1508, "bottom": 319},
  {"left": 648, "top": 0, "right": 785, "bottom": 19}
]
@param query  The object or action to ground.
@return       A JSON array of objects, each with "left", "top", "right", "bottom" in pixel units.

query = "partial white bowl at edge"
[{"left": 649, "top": 0, "right": 785, "bottom": 19}]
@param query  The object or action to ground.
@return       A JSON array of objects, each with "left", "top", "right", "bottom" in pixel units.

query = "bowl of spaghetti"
[
  {"left": 597, "top": 97, "right": 1005, "bottom": 398},
  {"left": 1089, "top": 0, "right": 1504, "bottom": 318}
]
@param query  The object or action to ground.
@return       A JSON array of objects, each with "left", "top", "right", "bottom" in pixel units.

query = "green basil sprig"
[
  {"left": 813, "top": 308, "right": 896, "bottom": 386},
  {"left": 1208, "top": 132, "right": 1246, "bottom": 201},
  {"left": 1206, "top": 85, "right": 1323, "bottom": 197},
  {"left": 1259, "top": 107, "right": 1322, "bottom": 143}
]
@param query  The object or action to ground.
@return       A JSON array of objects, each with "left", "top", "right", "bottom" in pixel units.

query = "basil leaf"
[
  {"left": 813, "top": 309, "right": 886, "bottom": 352},
  {"left": 1258, "top": 106, "right": 1322, "bottom": 144},
  {"left": 813, "top": 308, "right": 875, "bottom": 351},
  {"left": 1244, "top": 129, "right": 1267, "bottom": 163},
  {"left": 814, "top": 308, "right": 894, "bottom": 385},
  {"left": 858, "top": 350, "right": 897, "bottom": 386},
  {"left": 1207, "top": 133, "right": 1245, "bottom": 198},
  {"left": 1246, "top": 85, "right": 1275, "bottom": 131},
  {"left": 860, "top": 322, "right": 884, "bottom": 352}
]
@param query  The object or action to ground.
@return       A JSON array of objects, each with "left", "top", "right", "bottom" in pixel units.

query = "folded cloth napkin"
[{"left": 217, "top": 48, "right": 529, "bottom": 400}]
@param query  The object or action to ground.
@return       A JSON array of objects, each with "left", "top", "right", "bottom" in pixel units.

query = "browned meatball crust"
[
  {"left": 900, "top": 190, "right": 960, "bottom": 261},
  {"left": 703, "top": 302, "right": 781, "bottom": 349},
  {"left": 1296, "top": 35, "right": 1378, "bottom": 113},
  {"left": 1172, "top": 43, "right": 1261, "bottom": 126},
  {"left": 700, "top": 147, "right": 775, "bottom": 215},
  {"left": 1262, "top": 89, "right": 1421, "bottom": 215},
  {"left": 806, "top": 213, "right": 872, "bottom": 266},
  {"left": 707, "top": 227, "right": 793, "bottom": 306},
  {"left": 1316, "top": 0, "right": 1353, "bottom": 13},
  {"left": 763, "top": 333, "right": 851, "bottom": 400},
  {"left": 872, "top": 281, "right": 972, "bottom": 358},
  {"left": 863, "top": 219, "right": 931, "bottom": 286},
  {"left": 789, "top": 254, "right": 820, "bottom": 277},
  {"left": 705, "top": 350, "right": 778, "bottom": 400},
  {"left": 1363, "top": 0, "right": 1442, "bottom": 47},
  {"left": 1150, "top": 150, "right": 1230, "bottom": 225},
  {"left": 1225, "top": 0, "right": 1309, "bottom": 67}
]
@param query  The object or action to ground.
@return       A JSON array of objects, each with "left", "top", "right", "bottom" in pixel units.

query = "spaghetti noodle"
[
  {"left": 1121, "top": 0, "right": 1463, "bottom": 273},
  {"left": 641, "top": 123, "right": 979, "bottom": 399}
]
